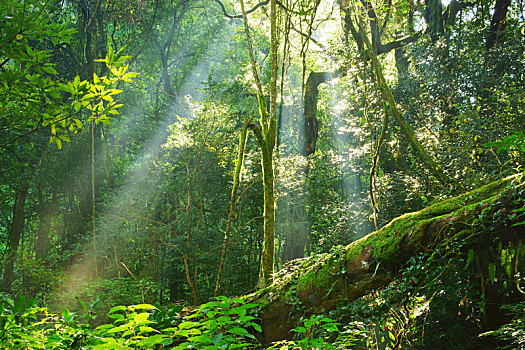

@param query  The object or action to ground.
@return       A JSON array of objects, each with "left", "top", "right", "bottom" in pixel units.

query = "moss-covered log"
[{"left": 248, "top": 175, "right": 524, "bottom": 344}]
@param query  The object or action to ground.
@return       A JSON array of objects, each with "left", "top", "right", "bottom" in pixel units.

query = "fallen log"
[{"left": 248, "top": 175, "right": 524, "bottom": 344}]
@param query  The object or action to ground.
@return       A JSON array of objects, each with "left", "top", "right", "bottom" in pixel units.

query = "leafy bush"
[
  {"left": 0, "top": 294, "right": 261, "bottom": 349},
  {"left": 481, "top": 302, "right": 525, "bottom": 349}
]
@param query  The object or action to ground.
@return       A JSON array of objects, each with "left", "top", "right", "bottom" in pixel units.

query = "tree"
[
  {"left": 236, "top": 0, "right": 279, "bottom": 287},
  {"left": 250, "top": 175, "right": 524, "bottom": 345}
]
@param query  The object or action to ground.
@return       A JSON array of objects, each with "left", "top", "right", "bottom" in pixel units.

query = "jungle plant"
[
  {"left": 270, "top": 314, "right": 340, "bottom": 349},
  {"left": 481, "top": 301, "right": 525, "bottom": 349}
]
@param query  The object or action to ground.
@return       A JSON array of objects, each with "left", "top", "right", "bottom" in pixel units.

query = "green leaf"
[
  {"left": 131, "top": 303, "right": 157, "bottom": 310},
  {"left": 211, "top": 333, "right": 223, "bottom": 345},
  {"left": 246, "top": 322, "right": 262, "bottom": 332},
  {"left": 42, "top": 66, "right": 58, "bottom": 75},
  {"left": 228, "top": 327, "right": 248, "bottom": 336},
  {"left": 178, "top": 321, "right": 201, "bottom": 329},
  {"left": 108, "top": 305, "right": 127, "bottom": 314},
  {"left": 465, "top": 249, "right": 475, "bottom": 269},
  {"left": 133, "top": 312, "right": 152, "bottom": 325},
  {"left": 138, "top": 326, "right": 156, "bottom": 333},
  {"left": 293, "top": 326, "right": 307, "bottom": 334},
  {"left": 106, "top": 325, "right": 128, "bottom": 333},
  {"left": 488, "top": 263, "right": 496, "bottom": 284}
]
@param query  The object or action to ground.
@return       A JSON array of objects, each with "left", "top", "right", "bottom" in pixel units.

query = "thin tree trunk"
[
  {"left": 239, "top": 0, "right": 278, "bottom": 287},
  {"left": 358, "top": 19, "right": 461, "bottom": 190},
  {"left": 102, "top": 126, "right": 113, "bottom": 187},
  {"left": 260, "top": 145, "right": 276, "bottom": 286},
  {"left": 35, "top": 191, "right": 51, "bottom": 261},
  {"left": 1, "top": 180, "right": 29, "bottom": 293},
  {"left": 183, "top": 187, "right": 198, "bottom": 305},
  {"left": 215, "top": 123, "right": 249, "bottom": 296},
  {"left": 91, "top": 121, "right": 98, "bottom": 276}
]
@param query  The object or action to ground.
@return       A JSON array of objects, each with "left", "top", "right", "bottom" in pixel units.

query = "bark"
[
  {"left": 281, "top": 70, "right": 339, "bottom": 263},
  {"left": 338, "top": 0, "right": 420, "bottom": 55},
  {"left": 281, "top": 205, "right": 308, "bottom": 264},
  {"left": 249, "top": 175, "right": 523, "bottom": 345},
  {"left": 424, "top": 0, "right": 444, "bottom": 41},
  {"left": 301, "top": 72, "right": 338, "bottom": 156},
  {"left": 487, "top": 0, "right": 512, "bottom": 49},
  {"left": 215, "top": 123, "right": 249, "bottom": 296},
  {"left": 239, "top": 0, "right": 278, "bottom": 287},
  {"left": 91, "top": 121, "right": 98, "bottom": 276},
  {"left": 259, "top": 0, "right": 278, "bottom": 287},
  {"left": 1, "top": 180, "right": 30, "bottom": 293},
  {"left": 259, "top": 143, "right": 276, "bottom": 286},
  {"left": 102, "top": 127, "right": 113, "bottom": 187},
  {"left": 35, "top": 192, "right": 54, "bottom": 261},
  {"left": 358, "top": 23, "right": 461, "bottom": 189}
]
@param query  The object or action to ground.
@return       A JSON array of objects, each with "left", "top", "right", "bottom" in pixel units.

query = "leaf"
[
  {"left": 138, "top": 326, "right": 156, "bottom": 333},
  {"left": 106, "top": 325, "right": 128, "bottom": 333},
  {"left": 211, "top": 333, "right": 223, "bottom": 345},
  {"left": 133, "top": 312, "right": 151, "bottom": 325},
  {"left": 130, "top": 303, "right": 156, "bottom": 310},
  {"left": 246, "top": 322, "right": 262, "bottom": 332},
  {"left": 76, "top": 297, "right": 86, "bottom": 312},
  {"left": 108, "top": 305, "right": 127, "bottom": 314},
  {"left": 178, "top": 321, "right": 201, "bottom": 329},
  {"left": 42, "top": 66, "right": 58, "bottom": 75},
  {"left": 488, "top": 263, "right": 496, "bottom": 284},
  {"left": 228, "top": 327, "right": 248, "bottom": 336},
  {"left": 465, "top": 249, "right": 475, "bottom": 269},
  {"left": 136, "top": 334, "right": 170, "bottom": 346},
  {"left": 293, "top": 326, "right": 307, "bottom": 334},
  {"left": 62, "top": 309, "right": 73, "bottom": 323}
]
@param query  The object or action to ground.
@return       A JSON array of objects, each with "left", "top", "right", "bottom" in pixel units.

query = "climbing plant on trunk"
[{"left": 238, "top": 0, "right": 279, "bottom": 287}]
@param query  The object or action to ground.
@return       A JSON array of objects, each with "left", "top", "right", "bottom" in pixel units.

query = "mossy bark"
[
  {"left": 248, "top": 175, "right": 524, "bottom": 344},
  {"left": 239, "top": 0, "right": 278, "bottom": 288},
  {"left": 215, "top": 123, "right": 249, "bottom": 296}
]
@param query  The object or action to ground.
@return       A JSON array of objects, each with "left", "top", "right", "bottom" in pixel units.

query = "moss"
[
  {"left": 296, "top": 255, "right": 341, "bottom": 296},
  {"left": 343, "top": 176, "right": 517, "bottom": 267},
  {"left": 254, "top": 175, "right": 521, "bottom": 319},
  {"left": 418, "top": 175, "right": 516, "bottom": 218}
]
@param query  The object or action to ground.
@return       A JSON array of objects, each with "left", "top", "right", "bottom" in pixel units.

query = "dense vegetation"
[{"left": 0, "top": 0, "right": 524, "bottom": 348}]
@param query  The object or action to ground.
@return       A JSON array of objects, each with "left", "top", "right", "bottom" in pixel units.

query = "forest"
[{"left": 0, "top": 0, "right": 524, "bottom": 348}]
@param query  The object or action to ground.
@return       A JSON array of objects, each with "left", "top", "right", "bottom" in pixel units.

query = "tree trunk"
[
  {"left": 487, "top": 0, "right": 512, "bottom": 49},
  {"left": 35, "top": 192, "right": 54, "bottom": 261},
  {"left": 301, "top": 71, "right": 339, "bottom": 156},
  {"left": 359, "top": 23, "right": 461, "bottom": 190},
  {"left": 91, "top": 120, "right": 98, "bottom": 276},
  {"left": 424, "top": 0, "right": 444, "bottom": 41},
  {"left": 239, "top": 0, "right": 278, "bottom": 287},
  {"left": 1, "top": 180, "right": 30, "bottom": 293},
  {"left": 249, "top": 175, "right": 522, "bottom": 345},
  {"left": 215, "top": 123, "right": 248, "bottom": 296},
  {"left": 259, "top": 145, "right": 276, "bottom": 286}
]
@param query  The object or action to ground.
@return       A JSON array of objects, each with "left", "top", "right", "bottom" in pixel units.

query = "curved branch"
[
  {"left": 247, "top": 121, "right": 265, "bottom": 149},
  {"left": 213, "top": 0, "right": 310, "bottom": 19},
  {"left": 214, "top": 0, "right": 268, "bottom": 19},
  {"left": 377, "top": 32, "right": 421, "bottom": 54}
]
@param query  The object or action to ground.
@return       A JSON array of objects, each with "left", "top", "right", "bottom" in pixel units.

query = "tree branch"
[
  {"left": 213, "top": 0, "right": 311, "bottom": 19},
  {"left": 377, "top": 32, "right": 421, "bottom": 54}
]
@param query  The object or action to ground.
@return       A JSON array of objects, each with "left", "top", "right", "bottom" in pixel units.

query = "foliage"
[
  {"left": 1, "top": 0, "right": 525, "bottom": 348},
  {"left": 481, "top": 302, "right": 525, "bottom": 349},
  {"left": 0, "top": 295, "right": 261, "bottom": 349}
]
